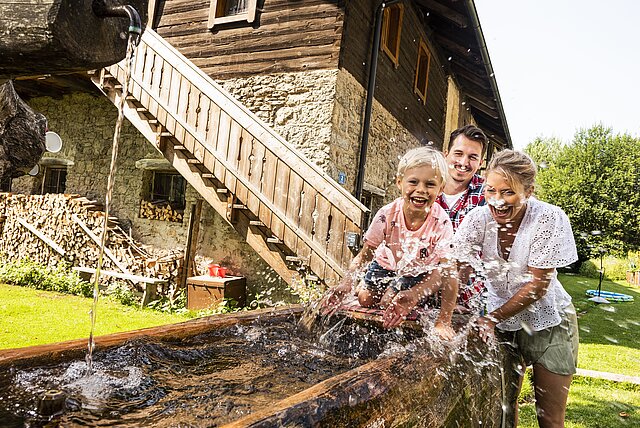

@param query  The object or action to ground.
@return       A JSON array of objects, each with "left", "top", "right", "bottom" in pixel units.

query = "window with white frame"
[{"left": 208, "top": 0, "right": 258, "bottom": 29}]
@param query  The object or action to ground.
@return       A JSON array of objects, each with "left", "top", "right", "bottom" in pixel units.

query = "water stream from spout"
[{"left": 85, "top": 34, "right": 138, "bottom": 374}]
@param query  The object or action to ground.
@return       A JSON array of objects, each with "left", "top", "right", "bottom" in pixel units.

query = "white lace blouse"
[{"left": 451, "top": 197, "right": 578, "bottom": 331}]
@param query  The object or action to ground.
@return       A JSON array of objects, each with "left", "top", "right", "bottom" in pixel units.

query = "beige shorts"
[{"left": 498, "top": 304, "right": 579, "bottom": 376}]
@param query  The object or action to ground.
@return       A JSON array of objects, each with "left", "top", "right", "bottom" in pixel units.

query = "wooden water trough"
[{"left": 0, "top": 306, "right": 514, "bottom": 427}]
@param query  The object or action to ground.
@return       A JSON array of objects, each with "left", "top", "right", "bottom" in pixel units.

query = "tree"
[{"left": 525, "top": 125, "right": 640, "bottom": 264}]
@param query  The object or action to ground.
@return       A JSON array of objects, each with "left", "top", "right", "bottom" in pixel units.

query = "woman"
[{"left": 453, "top": 150, "right": 578, "bottom": 428}]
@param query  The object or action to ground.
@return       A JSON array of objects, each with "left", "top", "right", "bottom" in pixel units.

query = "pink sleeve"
[{"left": 363, "top": 208, "right": 387, "bottom": 248}]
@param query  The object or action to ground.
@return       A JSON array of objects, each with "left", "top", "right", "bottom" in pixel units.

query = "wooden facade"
[
  {"left": 340, "top": 0, "right": 448, "bottom": 147},
  {"left": 154, "top": 0, "right": 345, "bottom": 79}
]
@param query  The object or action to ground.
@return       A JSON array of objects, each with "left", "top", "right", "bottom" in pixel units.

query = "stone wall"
[
  {"left": 218, "top": 69, "right": 338, "bottom": 175},
  {"left": 330, "top": 69, "right": 425, "bottom": 204},
  {"left": 10, "top": 92, "right": 287, "bottom": 301}
]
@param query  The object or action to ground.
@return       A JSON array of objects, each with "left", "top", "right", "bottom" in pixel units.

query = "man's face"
[{"left": 445, "top": 135, "right": 484, "bottom": 185}]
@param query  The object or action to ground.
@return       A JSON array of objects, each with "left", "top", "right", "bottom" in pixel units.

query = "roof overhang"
[{"left": 414, "top": 0, "right": 512, "bottom": 148}]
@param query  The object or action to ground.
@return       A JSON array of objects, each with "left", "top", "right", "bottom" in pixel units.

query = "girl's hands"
[
  {"left": 320, "top": 282, "right": 353, "bottom": 316},
  {"left": 476, "top": 315, "right": 497, "bottom": 343},
  {"left": 433, "top": 321, "right": 456, "bottom": 341},
  {"left": 381, "top": 289, "right": 419, "bottom": 328}
]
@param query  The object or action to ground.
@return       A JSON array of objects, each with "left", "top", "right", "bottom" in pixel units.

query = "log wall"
[
  {"left": 340, "top": 0, "right": 448, "bottom": 148},
  {"left": 154, "top": 0, "right": 344, "bottom": 79}
]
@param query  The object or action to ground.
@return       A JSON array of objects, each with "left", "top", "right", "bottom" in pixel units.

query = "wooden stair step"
[
  {"left": 231, "top": 203, "right": 247, "bottom": 210},
  {"left": 201, "top": 173, "right": 215, "bottom": 179},
  {"left": 266, "top": 237, "right": 283, "bottom": 244},
  {"left": 249, "top": 220, "right": 265, "bottom": 227},
  {"left": 187, "top": 159, "right": 203, "bottom": 165},
  {"left": 216, "top": 188, "right": 228, "bottom": 194}
]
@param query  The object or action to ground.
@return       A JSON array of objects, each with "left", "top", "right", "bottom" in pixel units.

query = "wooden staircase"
[{"left": 91, "top": 29, "right": 367, "bottom": 287}]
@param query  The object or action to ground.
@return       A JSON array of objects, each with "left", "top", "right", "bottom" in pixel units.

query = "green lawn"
[
  {"left": 559, "top": 273, "right": 640, "bottom": 377},
  {"left": 0, "top": 283, "right": 190, "bottom": 349},
  {"left": 519, "top": 376, "right": 640, "bottom": 427}
]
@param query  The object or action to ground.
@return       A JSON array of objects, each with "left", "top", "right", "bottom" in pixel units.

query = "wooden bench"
[{"left": 72, "top": 266, "right": 167, "bottom": 307}]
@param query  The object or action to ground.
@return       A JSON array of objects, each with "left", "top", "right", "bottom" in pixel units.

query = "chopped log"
[
  {"left": 0, "top": 0, "right": 148, "bottom": 80},
  {"left": 0, "top": 81, "right": 46, "bottom": 181}
]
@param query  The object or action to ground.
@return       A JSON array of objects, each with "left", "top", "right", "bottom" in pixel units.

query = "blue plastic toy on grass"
[{"left": 586, "top": 289, "right": 634, "bottom": 302}]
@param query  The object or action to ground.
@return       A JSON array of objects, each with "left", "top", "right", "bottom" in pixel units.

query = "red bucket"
[
  {"left": 207, "top": 264, "right": 220, "bottom": 277},
  {"left": 217, "top": 266, "right": 227, "bottom": 278}
]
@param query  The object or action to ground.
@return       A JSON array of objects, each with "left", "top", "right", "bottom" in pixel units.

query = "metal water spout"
[{"left": 92, "top": 0, "right": 143, "bottom": 46}]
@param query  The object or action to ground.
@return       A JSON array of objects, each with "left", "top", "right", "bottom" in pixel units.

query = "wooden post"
[{"left": 181, "top": 199, "right": 203, "bottom": 289}]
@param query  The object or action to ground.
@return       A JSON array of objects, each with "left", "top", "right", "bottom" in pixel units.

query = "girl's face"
[
  {"left": 396, "top": 164, "right": 444, "bottom": 217},
  {"left": 485, "top": 171, "right": 532, "bottom": 225}
]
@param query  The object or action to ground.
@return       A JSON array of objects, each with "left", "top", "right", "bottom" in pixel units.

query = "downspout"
[
  {"left": 464, "top": 0, "right": 512, "bottom": 148},
  {"left": 354, "top": 0, "right": 403, "bottom": 201}
]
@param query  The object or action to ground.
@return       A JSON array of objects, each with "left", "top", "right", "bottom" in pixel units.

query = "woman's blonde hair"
[
  {"left": 487, "top": 149, "right": 537, "bottom": 192},
  {"left": 397, "top": 146, "right": 449, "bottom": 184}
]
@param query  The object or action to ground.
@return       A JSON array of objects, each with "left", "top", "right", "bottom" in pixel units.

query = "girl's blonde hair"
[
  {"left": 487, "top": 149, "right": 537, "bottom": 192},
  {"left": 397, "top": 146, "right": 449, "bottom": 184}
]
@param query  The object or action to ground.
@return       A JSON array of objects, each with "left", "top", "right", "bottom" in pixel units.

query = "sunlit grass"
[
  {"left": 519, "top": 376, "right": 640, "bottom": 427},
  {"left": 0, "top": 283, "right": 191, "bottom": 350},
  {"left": 559, "top": 273, "right": 639, "bottom": 376}
]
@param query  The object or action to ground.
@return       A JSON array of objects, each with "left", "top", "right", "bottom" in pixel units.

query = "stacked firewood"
[
  {"left": 139, "top": 200, "right": 184, "bottom": 223},
  {"left": 0, "top": 193, "right": 184, "bottom": 297}
]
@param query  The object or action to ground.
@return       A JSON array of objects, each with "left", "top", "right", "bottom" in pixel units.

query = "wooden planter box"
[{"left": 186, "top": 275, "right": 247, "bottom": 309}]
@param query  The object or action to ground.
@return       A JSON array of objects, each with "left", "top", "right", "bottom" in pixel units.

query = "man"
[
  {"left": 436, "top": 124, "right": 488, "bottom": 309},
  {"left": 436, "top": 124, "right": 487, "bottom": 230}
]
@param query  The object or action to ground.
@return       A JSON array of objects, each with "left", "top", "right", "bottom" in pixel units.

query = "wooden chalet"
[{"left": 9, "top": 0, "right": 510, "bottom": 295}]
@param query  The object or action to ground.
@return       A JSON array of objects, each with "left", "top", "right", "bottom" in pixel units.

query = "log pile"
[
  {"left": 139, "top": 200, "right": 184, "bottom": 223},
  {"left": 0, "top": 192, "right": 183, "bottom": 297}
]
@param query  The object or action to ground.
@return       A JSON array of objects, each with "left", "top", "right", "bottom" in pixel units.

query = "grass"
[
  {"left": 519, "top": 376, "right": 640, "bottom": 427},
  {"left": 516, "top": 274, "right": 640, "bottom": 427},
  {"left": 559, "top": 273, "right": 640, "bottom": 377},
  {"left": 0, "top": 283, "right": 191, "bottom": 349}
]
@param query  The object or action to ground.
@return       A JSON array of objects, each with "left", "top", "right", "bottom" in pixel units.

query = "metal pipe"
[
  {"left": 93, "top": 1, "right": 143, "bottom": 45},
  {"left": 354, "top": 0, "right": 403, "bottom": 201}
]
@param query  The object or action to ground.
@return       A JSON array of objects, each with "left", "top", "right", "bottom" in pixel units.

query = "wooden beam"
[
  {"left": 181, "top": 199, "right": 203, "bottom": 289},
  {"left": 71, "top": 214, "right": 131, "bottom": 274},
  {"left": 416, "top": 0, "right": 468, "bottom": 28},
  {"left": 16, "top": 217, "right": 65, "bottom": 256}
]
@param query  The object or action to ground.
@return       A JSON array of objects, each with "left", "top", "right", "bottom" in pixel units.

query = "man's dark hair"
[{"left": 448, "top": 124, "right": 488, "bottom": 155}]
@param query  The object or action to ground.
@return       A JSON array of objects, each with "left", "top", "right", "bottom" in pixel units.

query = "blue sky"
[{"left": 475, "top": 0, "right": 640, "bottom": 149}]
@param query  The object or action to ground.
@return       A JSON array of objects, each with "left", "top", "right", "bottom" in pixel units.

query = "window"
[
  {"left": 41, "top": 166, "right": 67, "bottom": 194},
  {"left": 414, "top": 39, "right": 431, "bottom": 104},
  {"left": 0, "top": 177, "right": 11, "bottom": 192},
  {"left": 150, "top": 172, "right": 187, "bottom": 210},
  {"left": 208, "top": 0, "right": 257, "bottom": 29},
  {"left": 381, "top": 4, "right": 404, "bottom": 67}
]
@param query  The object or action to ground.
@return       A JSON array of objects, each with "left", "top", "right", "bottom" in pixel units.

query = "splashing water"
[{"left": 86, "top": 34, "right": 139, "bottom": 374}]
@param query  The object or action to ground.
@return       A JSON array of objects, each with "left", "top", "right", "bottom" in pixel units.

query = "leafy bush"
[
  {"left": 104, "top": 281, "right": 140, "bottom": 307},
  {"left": 0, "top": 257, "right": 92, "bottom": 297}
]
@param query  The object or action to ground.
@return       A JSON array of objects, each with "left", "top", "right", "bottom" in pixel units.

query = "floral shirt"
[{"left": 364, "top": 198, "right": 453, "bottom": 276}]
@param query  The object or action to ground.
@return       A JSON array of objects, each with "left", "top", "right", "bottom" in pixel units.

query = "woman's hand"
[
  {"left": 476, "top": 316, "right": 497, "bottom": 343},
  {"left": 382, "top": 289, "right": 419, "bottom": 329}
]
